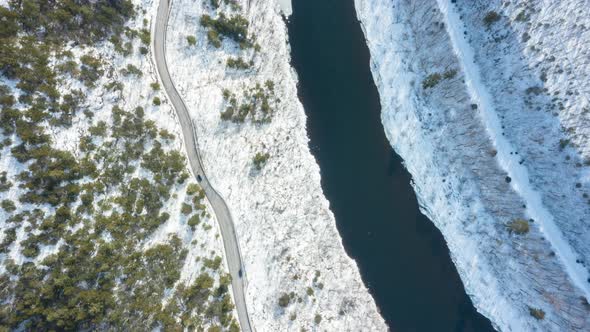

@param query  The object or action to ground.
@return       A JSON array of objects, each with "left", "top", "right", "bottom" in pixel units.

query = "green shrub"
[
  {"left": 153, "top": 97, "right": 161, "bottom": 106},
  {"left": 200, "top": 13, "right": 254, "bottom": 49},
  {"left": 1, "top": 199, "right": 16, "bottom": 212},
  {"left": 203, "top": 256, "right": 222, "bottom": 270},
  {"left": 506, "top": 218, "right": 530, "bottom": 235},
  {"left": 227, "top": 57, "right": 251, "bottom": 69},
  {"left": 0, "top": 171, "right": 13, "bottom": 192},
  {"left": 422, "top": 73, "right": 442, "bottom": 89},
  {"left": 0, "top": 228, "right": 17, "bottom": 253},
  {"left": 528, "top": 307, "right": 545, "bottom": 320},
  {"left": 278, "top": 293, "right": 290, "bottom": 307},
  {"left": 150, "top": 82, "right": 161, "bottom": 90},
  {"left": 79, "top": 54, "right": 103, "bottom": 87},
  {"left": 559, "top": 139, "right": 570, "bottom": 151},
  {"left": 89, "top": 121, "right": 108, "bottom": 136},
  {"left": 253, "top": 152, "right": 270, "bottom": 170},
  {"left": 181, "top": 203, "right": 192, "bottom": 215},
  {"left": 187, "top": 35, "right": 197, "bottom": 46},
  {"left": 515, "top": 10, "right": 529, "bottom": 22},
  {"left": 220, "top": 83, "right": 276, "bottom": 123},
  {"left": 105, "top": 80, "right": 124, "bottom": 91},
  {"left": 314, "top": 314, "right": 322, "bottom": 324},
  {"left": 139, "top": 28, "right": 151, "bottom": 45},
  {"left": 186, "top": 183, "right": 202, "bottom": 195},
  {"left": 207, "top": 30, "right": 222, "bottom": 48},
  {"left": 188, "top": 214, "right": 201, "bottom": 229},
  {"left": 159, "top": 129, "right": 174, "bottom": 140},
  {"left": 483, "top": 11, "right": 501, "bottom": 26},
  {"left": 121, "top": 64, "right": 142, "bottom": 77}
]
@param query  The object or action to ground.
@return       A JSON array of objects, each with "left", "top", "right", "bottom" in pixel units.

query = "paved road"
[{"left": 153, "top": 1, "right": 254, "bottom": 331}]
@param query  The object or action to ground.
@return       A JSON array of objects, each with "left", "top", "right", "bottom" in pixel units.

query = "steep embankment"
[{"left": 356, "top": 0, "right": 590, "bottom": 330}]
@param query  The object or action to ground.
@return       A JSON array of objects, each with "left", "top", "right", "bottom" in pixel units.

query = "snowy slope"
[
  {"left": 165, "top": 0, "right": 386, "bottom": 330},
  {"left": 0, "top": 0, "right": 237, "bottom": 327},
  {"left": 356, "top": 0, "right": 590, "bottom": 330}
]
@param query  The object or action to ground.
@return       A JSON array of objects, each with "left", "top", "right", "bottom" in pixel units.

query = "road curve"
[{"left": 152, "top": 1, "right": 254, "bottom": 331}]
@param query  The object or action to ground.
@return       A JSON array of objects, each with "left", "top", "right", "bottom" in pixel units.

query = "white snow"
[
  {"left": 165, "top": 0, "right": 386, "bottom": 330},
  {"left": 277, "top": 0, "right": 292, "bottom": 17}
]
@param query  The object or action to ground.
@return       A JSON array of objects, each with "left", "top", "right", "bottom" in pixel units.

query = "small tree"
[
  {"left": 278, "top": 293, "right": 290, "bottom": 307},
  {"left": 187, "top": 214, "right": 200, "bottom": 229},
  {"left": 253, "top": 152, "right": 270, "bottom": 170},
  {"left": 528, "top": 307, "right": 545, "bottom": 320},
  {"left": 187, "top": 35, "right": 197, "bottom": 46},
  {"left": 483, "top": 11, "right": 501, "bottom": 26},
  {"left": 506, "top": 218, "right": 529, "bottom": 235},
  {"left": 1, "top": 199, "right": 16, "bottom": 212},
  {"left": 186, "top": 183, "right": 201, "bottom": 195},
  {"left": 181, "top": 203, "right": 192, "bottom": 215},
  {"left": 153, "top": 97, "right": 161, "bottom": 106},
  {"left": 314, "top": 314, "right": 322, "bottom": 324}
]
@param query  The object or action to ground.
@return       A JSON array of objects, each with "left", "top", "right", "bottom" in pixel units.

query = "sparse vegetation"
[
  {"left": 422, "top": 68, "right": 458, "bottom": 89},
  {"left": 121, "top": 63, "right": 142, "bottom": 77},
  {"left": 443, "top": 69, "right": 457, "bottom": 79},
  {"left": 220, "top": 81, "right": 277, "bottom": 123},
  {"left": 227, "top": 57, "right": 252, "bottom": 69},
  {"left": 200, "top": 13, "right": 255, "bottom": 49}
]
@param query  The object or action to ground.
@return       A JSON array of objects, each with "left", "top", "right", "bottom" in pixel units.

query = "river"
[{"left": 287, "top": 0, "right": 495, "bottom": 331}]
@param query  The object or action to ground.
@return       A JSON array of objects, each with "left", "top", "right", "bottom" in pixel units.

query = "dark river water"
[{"left": 287, "top": 1, "right": 495, "bottom": 331}]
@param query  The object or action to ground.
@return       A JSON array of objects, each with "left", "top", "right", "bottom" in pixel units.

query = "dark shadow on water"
[{"left": 286, "top": 0, "right": 496, "bottom": 331}]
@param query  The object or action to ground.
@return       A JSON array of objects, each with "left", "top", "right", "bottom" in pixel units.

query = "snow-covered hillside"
[
  {"left": 165, "top": 0, "right": 387, "bottom": 330},
  {"left": 356, "top": 0, "right": 590, "bottom": 330},
  {"left": 0, "top": 0, "right": 239, "bottom": 329}
]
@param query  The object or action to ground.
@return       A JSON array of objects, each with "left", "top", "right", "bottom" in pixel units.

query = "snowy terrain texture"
[
  {"left": 165, "top": 0, "right": 387, "bottom": 330},
  {"left": 356, "top": 0, "right": 590, "bottom": 330}
]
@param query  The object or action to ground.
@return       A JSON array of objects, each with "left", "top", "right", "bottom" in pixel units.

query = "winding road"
[{"left": 153, "top": 0, "right": 254, "bottom": 331}]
